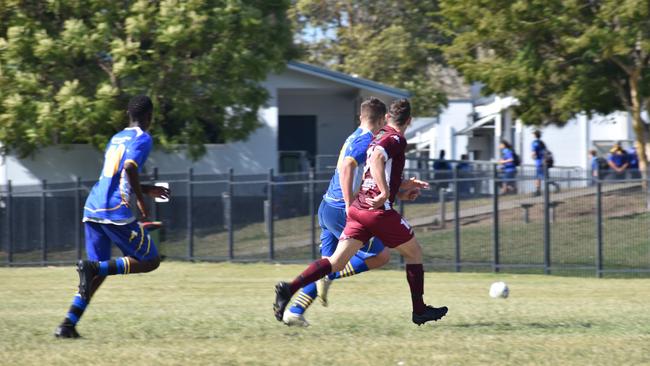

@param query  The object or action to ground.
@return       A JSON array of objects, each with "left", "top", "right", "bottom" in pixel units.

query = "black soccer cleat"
[
  {"left": 54, "top": 324, "right": 80, "bottom": 339},
  {"left": 412, "top": 305, "right": 448, "bottom": 326},
  {"left": 76, "top": 260, "right": 98, "bottom": 302},
  {"left": 273, "top": 282, "right": 292, "bottom": 322}
]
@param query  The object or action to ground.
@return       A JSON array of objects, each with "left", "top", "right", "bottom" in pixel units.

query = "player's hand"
[
  {"left": 401, "top": 177, "right": 429, "bottom": 190},
  {"left": 366, "top": 193, "right": 387, "bottom": 209},
  {"left": 145, "top": 185, "right": 171, "bottom": 200},
  {"left": 137, "top": 199, "right": 149, "bottom": 220}
]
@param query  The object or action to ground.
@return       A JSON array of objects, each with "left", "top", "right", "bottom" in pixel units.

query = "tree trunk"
[{"left": 629, "top": 72, "right": 648, "bottom": 187}]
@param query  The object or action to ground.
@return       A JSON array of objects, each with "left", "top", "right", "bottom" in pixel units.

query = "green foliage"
[
  {"left": 0, "top": 0, "right": 296, "bottom": 158},
  {"left": 290, "top": 0, "right": 448, "bottom": 116},
  {"left": 440, "top": 0, "right": 650, "bottom": 125}
]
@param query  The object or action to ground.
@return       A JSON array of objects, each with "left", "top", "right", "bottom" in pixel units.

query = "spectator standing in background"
[
  {"left": 607, "top": 142, "right": 629, "bottom": 180},
  {"left": 626, "top": 146, "right": 640, "bottom": 178},
  {"left": 433, "top": 149, "right": 451, "bottom": 190},
  {"left": 499, "top": 140, "right": 517, "bottom": 195},
  {"left": 589, "top": 149, "right": 609, "bottom": 185},
  {"left": 457, "top": 154, "right": 472, "bottom": 196},
  {"left": 531, "top": 130, "right": 559, "bottom": 196}
]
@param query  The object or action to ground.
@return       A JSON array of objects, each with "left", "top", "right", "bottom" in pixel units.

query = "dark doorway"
[{"left": 278, "top": 115, "right": 317, "bottom": 172}]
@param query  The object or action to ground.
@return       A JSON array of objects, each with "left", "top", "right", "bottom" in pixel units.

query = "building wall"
[
  {"left": 433, "top": 100, "right": 473, "bottom": 160},
  {"left": 277, "top": 91, "right": 357, "bottom": 156}
]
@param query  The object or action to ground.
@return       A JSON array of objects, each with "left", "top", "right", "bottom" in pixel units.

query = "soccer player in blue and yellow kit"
[
  {"left": 280, "top": 97, "right": 392, "bottom": 326},
  {"left": 55, "top": 95, "right": 170, "bottom": 338}
]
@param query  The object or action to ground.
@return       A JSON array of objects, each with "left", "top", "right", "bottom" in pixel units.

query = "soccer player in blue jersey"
[
  {"left": 282, "top": 97, "right": 417, "bottom": 326},
  {"left": 54, "top": 95, "right": 170, "bottom": 338}
]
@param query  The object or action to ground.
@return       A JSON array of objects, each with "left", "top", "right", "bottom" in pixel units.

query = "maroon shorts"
[{"left": 340, "top": 205, "right": 414, "bottom": 248}]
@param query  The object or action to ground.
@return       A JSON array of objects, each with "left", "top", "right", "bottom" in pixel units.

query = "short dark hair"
[
  {"left": 127, "top": 95, "right": 153, "bottom": 122},
  {"left": 389, "top": 98, "right": 411, "bottom": 126},
  {"left": 360, "top": 97, "right": 387, "bottom": 124},
  {"left": 533, "top": 130, "right": 541, "bottom": 139},
  {"left": 500, "top": 139, "right": 512, "bottom": 149}
]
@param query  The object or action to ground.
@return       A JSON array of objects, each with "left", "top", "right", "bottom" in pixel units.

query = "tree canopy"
[
  {"left": 0, "top": 0, "right": 295, "bottom": 158},
  {"left": 290, "top": 0, "right": 450, "bottom": 116},
  {"left": 440, "top": 0, "right": 650, "bottom": 167}
]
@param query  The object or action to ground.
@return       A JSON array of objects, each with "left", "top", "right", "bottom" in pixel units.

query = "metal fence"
[{"left": 1, "top": 160, "right": 649, "bottom": 277}]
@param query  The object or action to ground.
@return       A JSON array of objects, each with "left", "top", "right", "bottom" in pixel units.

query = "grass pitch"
[{"left": 1, "top": 262, "right": 649, "bottom": 365}]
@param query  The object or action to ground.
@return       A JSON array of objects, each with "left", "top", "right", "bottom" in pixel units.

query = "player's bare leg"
[
  {"left": 317, "top": 247, "right": 390, "bottom": 307},
  {"left": 394, "top": 237, "right": 448, "bottom": 326},
  {"left": 274, "top": 239, "right": 363, "bottom": 321}
]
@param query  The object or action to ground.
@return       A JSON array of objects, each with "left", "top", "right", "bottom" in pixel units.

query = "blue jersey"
[
  {"left": 83, "top": 127, "right": 153, "bottom": 224},
  {"left": 501, "top": 148, "right": 516, "bottom": 172},
  {"left": 323, "top": 127, "right": 373, "bottom": 209},
  {"left": 532, "top": 139, "right": 545, "bottom": 165}
]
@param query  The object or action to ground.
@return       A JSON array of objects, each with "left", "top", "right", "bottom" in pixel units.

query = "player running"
[
  {"left": 54, "top": 95, "right": 170, "bottom": 338},
  {"left": 274, "top": 99, "right": 448, "bottom": 326},
  {"left": 282, "top": 97, "right": 392, "bottom": 327}
]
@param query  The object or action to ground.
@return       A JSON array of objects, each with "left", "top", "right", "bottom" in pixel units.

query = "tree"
[
  {"left": 0, "top": 0, "right": 296, "bottom": 158},
  {"left": 290, "top": 0, "right": 449, "bottom": 116},
  {"left": 440, "top": 0, "right": 650, "bottom": 172}
]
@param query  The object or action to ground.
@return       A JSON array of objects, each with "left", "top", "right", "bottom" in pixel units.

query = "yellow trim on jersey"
[
  {"left": 135, "top": 225, "right": 145, "bottom": 252},
  {"left": 84, "top": 202, "right": 126, "bottom": 213},
  {"left": 123, "top": 257, "right": 131, "bottom": 274},
  {"left": 343, "top": 156, "right": 358, "bottom": 167},
  {"left": 144, "top": 234, "right": 152, "bottom": 256},
  {"left": 124, "top": 159, "right": 139, "bottom": 168}
]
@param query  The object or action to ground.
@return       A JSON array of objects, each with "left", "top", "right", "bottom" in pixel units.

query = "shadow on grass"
[{"left": 449, "top": 322, "right": 593, "bottom": 330}]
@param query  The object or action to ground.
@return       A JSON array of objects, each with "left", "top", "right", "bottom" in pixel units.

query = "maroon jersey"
[{"left": 355, "top": 125, "right": 407, "bottom": 210}]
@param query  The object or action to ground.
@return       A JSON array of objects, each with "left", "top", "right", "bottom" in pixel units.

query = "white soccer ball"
[{"left": 489, "top": 281, "right": 509, "bottom": 298}]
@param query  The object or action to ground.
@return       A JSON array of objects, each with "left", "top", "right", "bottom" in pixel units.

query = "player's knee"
[
  {"left": 377, "top": 249, "right": 391, "bottom": 266},
  {"left": 144, "top": 256, "right": 161, "bottom": 272}
]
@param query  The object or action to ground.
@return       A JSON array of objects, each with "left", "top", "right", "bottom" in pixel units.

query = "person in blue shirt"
[
  {"left": 499, "top": 140, "right": 517, "bottom": 195},
  {"left": 607, "top": 142, "right": 629, "bottom": 180},
  {"left": 55, "top": 96, "right": 170, "bottom": 338},
  {"left": 433, "top": 149, "right": 451, "bottom": 190},
  {"left": 282, "top": 97, "right": 397, "bottom": 326},
  {"left": 531, "top": 130, "right": 559, "bottom": 196},
  {"left": 627, "top": 146, "right": 640, "bottom": 178}
]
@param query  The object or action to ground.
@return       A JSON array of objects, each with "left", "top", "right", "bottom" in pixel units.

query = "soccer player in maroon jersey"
[{"left": 274, "top": 99, "right": 448, "bottom": 325}]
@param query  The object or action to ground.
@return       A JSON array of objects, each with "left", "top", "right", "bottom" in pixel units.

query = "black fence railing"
[{"left": 1, "top": 163, "right": 649, "bottom": 277}]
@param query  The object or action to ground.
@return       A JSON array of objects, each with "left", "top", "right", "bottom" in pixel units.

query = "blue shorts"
[
  {"left": 535, "top": 162, "right": 544, "bottom": 179},
  {"left": 84, "top": 221, "right": 159, "bottom": 262},
  {"left": 318, "top": 200, "right": 385, "bottom": 259}
]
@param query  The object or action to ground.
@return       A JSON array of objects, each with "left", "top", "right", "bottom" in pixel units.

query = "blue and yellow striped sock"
[
  {"left": 288, "top": 282, "right": 317, "bottom": 315},
  {"left": 97, "top": 257, "right": 131, "bottom": 276},
  {"left": 328, "top": 255, "right": 369, "bottom": 280},
  {"left": 63, "top": 293, "right": 88, "bottom": 326}
]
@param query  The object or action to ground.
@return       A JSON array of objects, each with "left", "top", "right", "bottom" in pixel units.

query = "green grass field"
[{"left": 1, "top": 262, "right": 650, "bottom": 365}]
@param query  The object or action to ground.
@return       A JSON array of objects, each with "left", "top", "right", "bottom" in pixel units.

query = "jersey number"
[{"left": 102, "top": 144, "right": 126, "bottom": 178}]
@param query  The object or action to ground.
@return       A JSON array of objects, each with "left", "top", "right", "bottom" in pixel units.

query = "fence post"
[
  {"left": 151, "top": 167, "right": 159, "bottom": 221},
  {"left": 309, "top": 168, "right": 316, "bottom": 260},
  {"left": 454, "top": 165, "right": 461, "bottom": 272},
  {"left": 439, "top": 187, "right": 446, "bottom": 229},
  {"left": 267, "top": 168, "right": 274, "bottom": 261},
  {"left": 41, "top": 179, "right": 47, "bottom": 265},
  {"left": 492, "top": 165, "right": 500, "bottom": 273},
  {"left": 227, "top": 168, "right": 234, "bottom": 260},
  {"left": 399, "top": 198, "right": 405, "bottom": 268},
  {"left": 596, "top": 178, "right": 603, "bottom": 278},
  {"left": 543, "top": 166, "right": 551, "bottom": 275},
  {"left": 74, "top": 176, "right": 82, "bottom": 261},
  {"left": 187, "top": 168, "right": 193, "bottom": 260},
  {"left": 6, "top": 180, "right": 12, "bottom": 265}
]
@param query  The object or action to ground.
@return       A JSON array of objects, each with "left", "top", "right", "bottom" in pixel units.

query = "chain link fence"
[{"left": 1, "top": 160, "right": 649, "bottom": 277}]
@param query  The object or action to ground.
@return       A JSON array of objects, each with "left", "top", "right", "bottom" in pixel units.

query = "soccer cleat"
[
  {"left": 282, "top": 310, "right": 310, "bottom": 327},
  {"left": 76, "top": 260, "right": 98, "bottom": 302},
  {"left": 273, "top": 282, "right": 292, "bottom": 322},
  {"left": 54, "top": 324, "right": 80, "bottom": 339},
  {"left": 316, "top": 276, "right": 332, "bottom": 307},
  {"left": 412, "top": 305, "right": 448, "bottom": 326}
]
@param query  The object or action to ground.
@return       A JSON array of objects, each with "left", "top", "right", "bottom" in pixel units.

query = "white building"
[
  {"left": 1, "top": 62, "right": 409, "bottom": 186},
  {"left": 408, "top": 94, "right": 638, "bottom": 172}
]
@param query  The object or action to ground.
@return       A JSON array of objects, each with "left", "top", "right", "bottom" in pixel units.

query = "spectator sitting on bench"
[{"left": 607, "top": 142, "right": 629, "bottom": 180}]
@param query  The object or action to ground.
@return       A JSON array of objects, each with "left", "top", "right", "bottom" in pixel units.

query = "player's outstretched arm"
[
  {"left": 400, "top": 177, "right": 429, "bottom": 191},
  {"left": 124, "top": 161, "right": 148, "bottom": 219}
]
